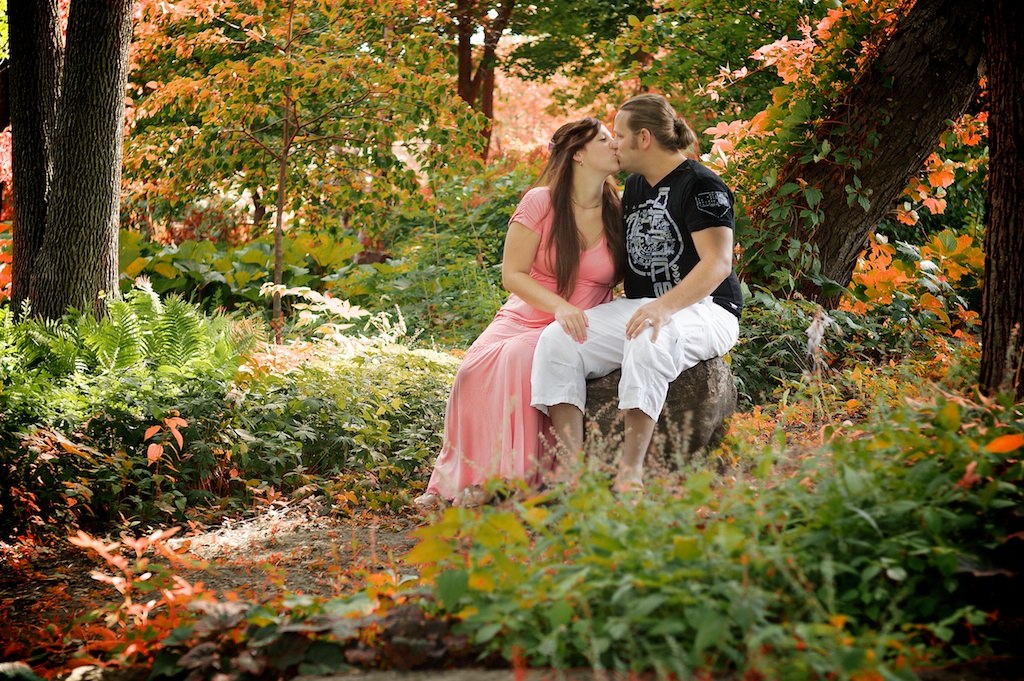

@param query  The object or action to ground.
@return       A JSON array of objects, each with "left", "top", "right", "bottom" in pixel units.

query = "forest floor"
[
  {"left": 4, "top": 494, "right": 1024, "bottom": 681},
  {"left": 3, "top": 423, "right": 1023, "bottom": 680}
]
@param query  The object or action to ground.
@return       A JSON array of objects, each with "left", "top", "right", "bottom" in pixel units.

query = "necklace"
[{"left": 571, "top": 197, "right": 602, "bottom": 209}]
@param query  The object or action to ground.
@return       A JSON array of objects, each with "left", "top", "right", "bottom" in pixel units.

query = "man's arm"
[{"left": 625, "top": 226, "right": 733, "bottom": 341}]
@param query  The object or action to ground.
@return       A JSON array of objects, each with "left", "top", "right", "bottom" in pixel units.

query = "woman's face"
[{"left": 576, "top": 125, "right": 620, "bottom": 175}]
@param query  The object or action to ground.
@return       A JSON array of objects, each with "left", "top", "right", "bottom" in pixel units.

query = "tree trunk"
[
  {"left": 271, "top": 0, "right": 297, "bottom": 344},
  {"left": 451, "top": 0, "right": 514, "bottom": 157},
  {"left": 979, "top": 0, "right": 1024, "bottom": 398},
  {"left": 455, "top": 0, "right": 476, "bottom": 106},
  {"left": 783, "top": 0, "right": 984, "bottom": 301},
  {"left": 7, "top": 0, "right": 63, "bottom": 313},
  {"left": 20, "top": 0, "right": 133, "bottom": 320}
]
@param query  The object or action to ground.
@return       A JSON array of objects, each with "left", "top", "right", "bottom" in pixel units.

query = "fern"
[
  {"left": 153, "top": 295, "right": 210, "bottom": 367},
  {"left": 83, "top": 301, "right": 145, "bottom": 372},
  {"left": 17, "top": 315, "right": 84, "bottom": 375}
]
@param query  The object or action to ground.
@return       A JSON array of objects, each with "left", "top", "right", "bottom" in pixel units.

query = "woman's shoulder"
[
  {"left": 510, "top": 186, "right": 554, "bottom": 232},
  {"left": 520, "top": 186, "right": 552, "bottom": 206}
]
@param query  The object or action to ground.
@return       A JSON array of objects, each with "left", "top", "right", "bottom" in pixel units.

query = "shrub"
[
  {"left": 406, "top": 393, "right": 1024, "bottom": 679},
  {"left": 0, "top": 289, "right": 459, "bottom": 537},
  {"left": 329, "top": 163, "right": 537, "bottom": 346}
]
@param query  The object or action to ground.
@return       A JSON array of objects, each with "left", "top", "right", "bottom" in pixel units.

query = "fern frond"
[
  {"left": 84, "top": 301, "right": 144, "bottom": 372},
  {"left": 126, "top": 278, "right": 164, "bottom": 319},
  {"left": 154, "top": 296, "right": 210, "bottom": 366}
]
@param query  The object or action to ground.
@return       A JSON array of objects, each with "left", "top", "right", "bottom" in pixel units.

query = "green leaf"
[
  {"left": 546, "top": 599, "right": 574, "bottom": 628},
  {"left": 690, "top": 611, "right": 728, "bottom": 654},
  {"left": 436, "top": 569, "right": 469, "bottom": 610}
]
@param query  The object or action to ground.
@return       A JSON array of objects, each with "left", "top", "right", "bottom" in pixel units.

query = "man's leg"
[
  {"left": 532, "top": 298, "right": 643, "bottom": 474},
  {"left": 616, "top": 409, "right": 655, "bottom": 490},
  {"left": 616, "top": 298, "right": 740, "bottom": 487},
  {"left": 548, "top": 403, "right": 584, "bottom": 456}
]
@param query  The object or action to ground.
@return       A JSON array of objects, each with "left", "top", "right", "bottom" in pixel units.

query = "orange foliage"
[
  {"left": 491, "top": 68, "right": 601, "bottom": 158},
  {"left": 0, "top": 220, "right": 11, "bottom": 303},
  {"left": 847, "top": 237, "right": 913, "bottom": 309},
  {"left": 842, "top": 231, "right": 982, "bottom": 338},
  {"left": 1, "top": 127, "right": 11, "bottom": 302}
]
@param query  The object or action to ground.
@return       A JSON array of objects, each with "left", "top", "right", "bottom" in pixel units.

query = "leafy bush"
[
  {"left": 729, "top": 287, "right": 824, "bottom": 406},
  {"left": 329, "top": 163, "right": 538, "bottom": 346},
  {"left": 407, "top": 394, "right": 1024, "bottom": 679},
  {"left": 119, "top": 230, "right": 363, "bottom": 314},
  {"left": 0, "top": 289, "right": 458, "bottom": 536}
]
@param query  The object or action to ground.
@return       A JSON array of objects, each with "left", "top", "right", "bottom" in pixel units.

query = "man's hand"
[{"left": 626, "top": 299, "right": 673, "bottom": 342}]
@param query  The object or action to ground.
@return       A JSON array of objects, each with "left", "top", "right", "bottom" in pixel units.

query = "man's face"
[{"left": 612, "top": 110, "right": 642, "bottom": 173}]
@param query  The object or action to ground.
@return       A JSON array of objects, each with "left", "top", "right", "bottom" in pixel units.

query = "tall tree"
[
  {"left": 787, "top": 0, "right": 984, "bottom": 298},
  {"left": 441, "top": 0, "right": 516, "bottom": 154},
  {"left": 8, "top": 0, "right": 132, "bottom": 319},
  {"left": 512, "top": 0, "right": 818, "bottom": 125},
  {"left": 980, "top": 0, "right": 1024, "bottom": 398},
  {"left": 128, "top": 0, "right": 484, "bottom": 332},
  {"left": 7, "top": 0, "right": 62, "bottom": 312}
]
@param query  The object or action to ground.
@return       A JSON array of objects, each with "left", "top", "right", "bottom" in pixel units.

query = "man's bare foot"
[
  {"left": 612, "top": 473, "right": 645, "bottom": 498},
  {"left": 453, "top": 485, "right": 490, "bottom": 508}
]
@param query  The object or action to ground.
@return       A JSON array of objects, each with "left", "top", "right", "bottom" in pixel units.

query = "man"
[{"left": 530, "top": 93, "right": 742, "bottom": 493}]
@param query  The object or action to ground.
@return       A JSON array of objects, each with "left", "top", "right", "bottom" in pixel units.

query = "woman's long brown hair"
[{"left": 536, "top": 118, "right": 625, "bottom": 298}]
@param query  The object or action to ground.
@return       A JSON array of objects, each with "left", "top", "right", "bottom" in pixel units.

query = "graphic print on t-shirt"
[
  {"left": 695, "top": 190, "right": 732, "bottom": 219},
  {"left": 625, "top": 187, "right": 681, "bottom": 297}
]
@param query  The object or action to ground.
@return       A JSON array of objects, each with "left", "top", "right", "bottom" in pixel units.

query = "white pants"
[{"left": 531, "top": 296, "right": 740, "bottom": 421}]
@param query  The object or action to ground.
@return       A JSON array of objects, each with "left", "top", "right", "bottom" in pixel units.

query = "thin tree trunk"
[
  {"left": 273, "top": 115, "right": 289, "bottom": 345},
  {"left": 272, "top": 0, "right": 297, "bottom": 344},
  {"left": 771, "top": 0, "right": 984, "bottom": 302},
  {"left": 455, "top": 0, "right": 475, "bottom": 105},
  {"left": 29, "top": 0, "right": 132, "bottom": 320},
  {"left": 7, "top": 0, "right": 63, "bottom": 313},
  {"left": 979, "top": 0, "right": 1024, "bottom": 398},
  {"left": 452, "top": 0, "right": 514, "bottom": 158}
]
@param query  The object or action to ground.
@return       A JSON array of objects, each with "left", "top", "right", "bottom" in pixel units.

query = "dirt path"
[{"left": 0, "top": 499, "right": 423, "bottom": 675}]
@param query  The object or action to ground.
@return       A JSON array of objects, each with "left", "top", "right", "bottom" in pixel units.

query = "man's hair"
[{"left": 619, "top": 94, "right": 697, "bottom": 153}]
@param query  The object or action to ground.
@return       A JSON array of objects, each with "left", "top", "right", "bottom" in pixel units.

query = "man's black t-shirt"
[{"left": 621, "top": 159, "right": 743, "bottom": 318}]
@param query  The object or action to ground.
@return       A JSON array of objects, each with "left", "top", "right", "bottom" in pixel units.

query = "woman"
[{"left": 414, "top": 118, "right": 625, "bottom": 509}]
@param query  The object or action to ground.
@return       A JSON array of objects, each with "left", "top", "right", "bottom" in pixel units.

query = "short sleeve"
[
  {"left": 508, "top": 187, "right": 552, "bottom": 235},
  {"left": 683, "top": 173, "right": 735, "bottom": 232}
]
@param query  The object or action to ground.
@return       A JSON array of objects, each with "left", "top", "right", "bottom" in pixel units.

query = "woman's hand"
[{"left": 554, "top": 302, "right": 589, "bottom": 343}]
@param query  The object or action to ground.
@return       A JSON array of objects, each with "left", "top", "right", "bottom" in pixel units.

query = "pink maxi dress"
[{"left": 425, "top": 187, "right": 618, "bottom": 500}]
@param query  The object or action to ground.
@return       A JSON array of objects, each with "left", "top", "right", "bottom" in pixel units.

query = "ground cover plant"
[
  {"left": 3, "top": 352, "right": 1018, "bottom": 680},
  {"left": 0, "top": 284, "right": 458, "bottom": 538},
  {"left": 403, "top": 392, "right": 1023, "bottom": 679}
]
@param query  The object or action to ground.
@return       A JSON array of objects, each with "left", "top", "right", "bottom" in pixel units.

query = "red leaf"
[
  {"left": 954, "top": 460, "right": 981, "bottom": 490},
  {"left": 147, "top": 443, "right": 164, "bottom": 465}
]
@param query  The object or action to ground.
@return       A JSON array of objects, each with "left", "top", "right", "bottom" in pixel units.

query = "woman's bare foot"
[{"left": 412, "top": 492, "right": 447, "bottom": 511}]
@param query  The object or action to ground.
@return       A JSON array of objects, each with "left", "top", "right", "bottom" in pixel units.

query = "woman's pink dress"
[{"left": 425, "top": 187, "right": 617, "bottom": 500}]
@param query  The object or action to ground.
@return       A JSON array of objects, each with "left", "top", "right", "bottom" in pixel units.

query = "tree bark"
[
  {"left": 979, "top": 0, "right": 1024, "bottom": 398},
  {"left": 7, "top": 0, "right": 63, "bottom": 313},
  {"left": 451, "top": 0, "right": 515, "bottom": 157},
  {"left": 27, "top": 0, "right": 133, "bottom": 320},
  {"left": 780, "top": 0, "right": 984, "bottom": 301}
]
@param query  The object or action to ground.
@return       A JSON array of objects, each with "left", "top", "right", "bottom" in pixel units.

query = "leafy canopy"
[{"left": 126, "top": 0, "right": 486, "bottom": 238}]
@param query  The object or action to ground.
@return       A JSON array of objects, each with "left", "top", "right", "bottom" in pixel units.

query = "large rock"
[{"left": 584, "top": 357, "right": 737, "bottom": 468}]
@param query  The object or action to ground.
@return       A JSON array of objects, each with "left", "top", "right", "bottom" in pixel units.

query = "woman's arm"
[{"left": 501, "top": 222, "right": 589, "bottom": 342}]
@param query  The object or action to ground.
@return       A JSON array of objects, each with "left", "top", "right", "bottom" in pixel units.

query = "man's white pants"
[{"left": 531, "top": 296, "right": 739, "bottom": 421}]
